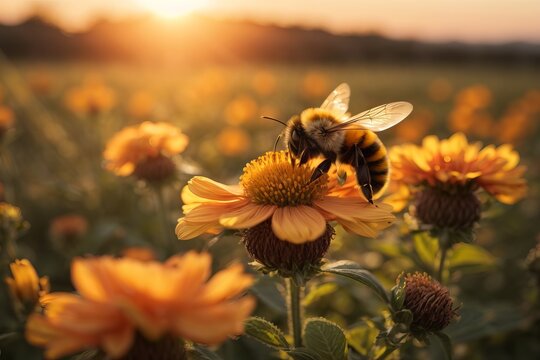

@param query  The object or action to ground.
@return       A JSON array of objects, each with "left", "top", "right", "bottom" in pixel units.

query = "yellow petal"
[
  {"left": 188, "top": 176, "right": 243, "bottom": 200},
  {"left": 219, "top": 203, "right": 276, "bottom": 229},
  {"left": 271, "top": 206, "right": 326, "bottom": 244},
  {"left": 175, "top": 218, "right": 222, "bottom": 240}
]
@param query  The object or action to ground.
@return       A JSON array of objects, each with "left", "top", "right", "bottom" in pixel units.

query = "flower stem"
[
  {"left": 286, "top": 278, "right": 303, "bottom": 348},
  {"left": 437, "top": 245, "right": 448, "bottom": 283}
]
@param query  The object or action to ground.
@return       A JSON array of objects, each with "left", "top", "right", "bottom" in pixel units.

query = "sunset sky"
[{"left": 1, "top": 0, "right": 540, "bottom": 43}]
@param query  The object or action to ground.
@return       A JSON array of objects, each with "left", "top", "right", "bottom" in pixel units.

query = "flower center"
[{"left": 240, "top": 151, "right": 328, "bottom": 207}]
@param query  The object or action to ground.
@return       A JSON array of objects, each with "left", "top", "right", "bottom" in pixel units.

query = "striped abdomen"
[{"left": 339, "top": 129, "right": 389, "bottom": 197}]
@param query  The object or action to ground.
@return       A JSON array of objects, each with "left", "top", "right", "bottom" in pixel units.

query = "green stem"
[
  {"left": 437, "top": 245, "right": 448, "bottom": 283},
  {"left": 376, "top": 346, "right": 398, "bottom": 360},
  {"left": 286, "top": 278, "right": 303, "bottom": 348}
]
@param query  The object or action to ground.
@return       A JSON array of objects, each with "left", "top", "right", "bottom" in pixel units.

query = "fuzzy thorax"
[{"left": 300, "top": 108, "right": 345, "bottom": 153}]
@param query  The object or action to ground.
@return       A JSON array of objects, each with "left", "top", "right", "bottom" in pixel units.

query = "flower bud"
[
  {"left": 402, "top": 272, "right": 456, "bottom": 333},
  {"left": 5, "top": 259, "right": 49, "bottom": 317}
]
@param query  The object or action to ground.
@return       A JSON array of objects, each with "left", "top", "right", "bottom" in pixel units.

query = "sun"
[{"left": 137, "top": 0, "right": 209, "bottom": 19}]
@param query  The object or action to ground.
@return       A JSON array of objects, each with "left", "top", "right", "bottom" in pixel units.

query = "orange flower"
[
  {"left": 176, "top": 151, "right": 395, "bottom": 244},
  {"left": 64, "top": 78, "right": 116, "bottom": 116},
  {"left": 26, "top": 294, "right": 133, "bottom": 359},
  {"left": 5, "top": 259, "right": 49, "bottom": 316},
  {"left": 26, "top": 252, "right": 255, "bottom": 359},
  {"left": 103, "top": 121, "right": 188, "bottom": 179},
  {"left": 388, "top": 133, "right": 527, "bottom": 211}
]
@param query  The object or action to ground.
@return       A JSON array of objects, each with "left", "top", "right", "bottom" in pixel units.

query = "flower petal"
[
  {"left": 315, "top": 197, "right": 395, "bottom": 222},
  {"left": 271, "top": 206, "right": 326, "bottom": 244},
  {"left": 188, "top": 176, "right": 243, "bottom": 201},
  {"left": 176, "top": 218, "right": 222, "bottom": 240},
  {"left": 219, "top": 203, "right": 276, "bottom": 229}
]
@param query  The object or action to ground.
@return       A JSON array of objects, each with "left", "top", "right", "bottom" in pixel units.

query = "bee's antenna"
[
  {"left": 261, "top": 116, "right": 287, "bottom": 126},
  {"left": 273, "top": 134, "right": 282, "bottom": 152}
]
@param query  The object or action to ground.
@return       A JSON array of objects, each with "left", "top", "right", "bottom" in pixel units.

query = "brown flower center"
[
  {"left": 242, "top": 219, "right": 334, "bottom": 277},
  {"left": 240, "top": 151, "right": 328, "bottom": 207},
  {"left": 413, "top": 185, "right": 481, "bottom": 230},
  {"left": 133, "top": 154, "right": 176, "bottom": 183}
]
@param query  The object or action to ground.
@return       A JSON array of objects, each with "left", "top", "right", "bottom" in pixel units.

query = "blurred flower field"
[{"left": 1, "top": 59, "right": 540, "bottom": 359}]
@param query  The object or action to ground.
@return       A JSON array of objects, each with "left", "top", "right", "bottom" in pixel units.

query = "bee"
[{"left": 281, "top": 83, "right": 412, "bottom": 203}]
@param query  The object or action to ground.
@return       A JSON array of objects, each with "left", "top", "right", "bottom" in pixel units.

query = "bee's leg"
[
  {"left": 354, "top": 145, "right": 374, "bottom": 204},
  {"left": 299, "top": 149, "right": 311, "bottom": 165},
  {"left": 310, "top": 158, "right": 333, "bottom": 183},
  {"left": 273, "top": 134, "right": 282, "bottom": 152}
]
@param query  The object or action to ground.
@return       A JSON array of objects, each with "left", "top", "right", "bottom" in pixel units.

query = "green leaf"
[
  {"left": 413, "top": 232, "right": 439, "bottom": 268},
  {"left": 303, "top": 318, "right": 348, "bottom": 360},
  {"left": 447, "top": 243, "right": 496, "bottom": 272},
  {"left": 393, "top": 309, "right": 413, "bottom": 327},
  {"left": 322, "top": 261, "right": 389, "bottom": 303},
  {"left": 287, "top": 348, "right": 321, "bottom": 360},
  {"left": 432, "top": 332, "right": 453, "bottom": 360},
  {"left": 346, "top": 326, "right": 378, "bottom": 356},
  {"left": 390, "top": 275, "right": 406, "bottom": 311},
  {"left": 303, "top": 283, "right": 338, "bottom": 307},
  {"left": 187, "top": 344, "right": 223, "bottom": 360},
  {"left": 244, "top": 317, "right": 289, "bottom": 349}
]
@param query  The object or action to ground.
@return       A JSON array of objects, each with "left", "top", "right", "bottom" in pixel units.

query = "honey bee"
[{"left": 282, "top": 83, "right": 413, "bottom": 203}]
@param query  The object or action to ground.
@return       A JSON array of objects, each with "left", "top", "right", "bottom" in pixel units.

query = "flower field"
[{"left": 1, "top": 59, "right": 539, "bottom": 359}]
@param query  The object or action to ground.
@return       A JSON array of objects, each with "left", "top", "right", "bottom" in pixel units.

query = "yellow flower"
[
  {"left": 176, "top": 151, "right": 395, "bottom": 244},
  {"left": 26, "top": 252, "right": 255, "bottom": 359},
  {"left": 0, "top": 202, "right": 28, "bottom": 239},
  {"left": 388, "top": 133, "right": 527, "bottom": 231},
  {"left": 390, "top": 133, "right": 526, "bottom": 207},
  {"left": 64, "top": 77, "right": 116, "bottom": 116},
  {"left": 103, "top": 121, "right": 188, "bottom": 181},
  {"left": 5, "top": 259, "right": 49, "bottom": 316}
]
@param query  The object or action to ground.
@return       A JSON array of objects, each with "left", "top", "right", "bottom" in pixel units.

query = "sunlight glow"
[{"left": 136, "top": 0, "right": 208, "bottom": 19}]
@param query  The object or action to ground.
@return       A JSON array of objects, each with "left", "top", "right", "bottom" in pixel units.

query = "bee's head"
[{"left": 284, "top": 115, "right": 306, "bottom": 158}]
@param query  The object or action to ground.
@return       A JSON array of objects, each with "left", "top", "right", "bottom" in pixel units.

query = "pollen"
[{"left": 240, "top": 151, "right": 328, "bottom": 207}]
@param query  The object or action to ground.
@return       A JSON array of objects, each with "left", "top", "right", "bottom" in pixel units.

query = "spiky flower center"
[
  {"left": 403, "top": 272, "right": 455, "bottom": 332},
  {"left": 240, "top": 151, "right": 328, "bottom": 207}
]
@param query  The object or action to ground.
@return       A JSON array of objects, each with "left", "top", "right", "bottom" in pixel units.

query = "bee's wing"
[
  {"left": 320, "top": 83, "right": 350, "bottom": 117},
  {"left": 332, "top": 102, "right": 413, "bottom": 132}
]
